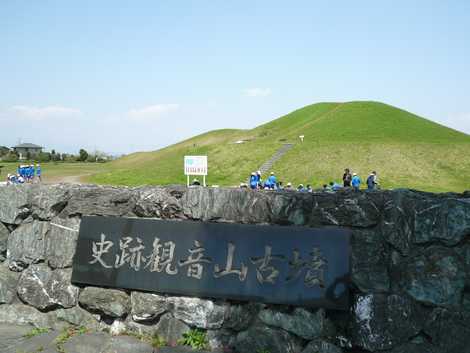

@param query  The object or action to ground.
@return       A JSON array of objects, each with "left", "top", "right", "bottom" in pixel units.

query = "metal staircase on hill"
[{"left": 258, "top": 143, "right": 294, "bottom": 175}]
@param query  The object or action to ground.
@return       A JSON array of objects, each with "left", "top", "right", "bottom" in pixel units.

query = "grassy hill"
[{"left": 88, "top": 101, "right": 470, "bottom": 192}]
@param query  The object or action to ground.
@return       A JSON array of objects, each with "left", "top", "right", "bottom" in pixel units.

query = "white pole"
[
  {"left": 203, "top": 175, "right": 206, "bottom": 187},
  {"left": 187, "top": 175, "right": 189, "bottom": 187}
]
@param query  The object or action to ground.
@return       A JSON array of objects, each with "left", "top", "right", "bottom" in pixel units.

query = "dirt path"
[{"left": 44, "top": 174, "right": 91, "bottom": 184}]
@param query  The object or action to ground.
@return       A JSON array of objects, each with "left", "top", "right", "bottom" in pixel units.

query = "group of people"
[
  {"left": 341, "top": 168, "right": 379, "bottom": 191},
  {"left": 249, "top": 171, "right": 277, "bottom": 190},
  {"left": 242, "top": 168, "right": 379, "bottom": 192},
  {"left": 6, "top": 164, "right": 42, "bottom": 185}
]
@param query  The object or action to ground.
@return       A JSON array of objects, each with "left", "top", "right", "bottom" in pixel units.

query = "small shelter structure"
[{"left": 12, "top": 143, "right": 43, "bottom": 159}]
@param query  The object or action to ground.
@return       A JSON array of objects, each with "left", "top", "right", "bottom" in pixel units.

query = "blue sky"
[{"left": 1, "top": 0, "right": 469, "bottom": 154}]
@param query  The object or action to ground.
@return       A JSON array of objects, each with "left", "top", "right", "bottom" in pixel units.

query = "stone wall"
[{"left": 0, "top": 184, "right": 469, "bottom": 353}]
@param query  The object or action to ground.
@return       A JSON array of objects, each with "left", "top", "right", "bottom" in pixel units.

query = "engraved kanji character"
[
  {"left": 250, "top": 245, "right": 285, "bottom": 284},
  {"left": 115, "top": 236, "right": 147, "bottom": 271},
  {"left": 128, "top": 237, "right": 146, "bottom": 271},
  {"left": 285, "top": 249, "right": 307, "bottom": 282},
  {"left": 214, "top": 242, "right": 248, "bottom": 281},
  {"left": 178, "top": 240, "right": 212, "bottom": 279},
  {"left": 145, "top": 237, "right": 178, "bottom": 275},
  {"left": 114, "top": 236, "right": 132, "bottom": 268},
  {"left": 89, "top": 233, "right": 114, "bottom": 269},
  {"left": 304, "top": 247, "right": 327, "bottom": 288}
]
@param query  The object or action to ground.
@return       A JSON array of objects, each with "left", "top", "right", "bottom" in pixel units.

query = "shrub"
[
  {"left": 37, "top": 152, "right": 51, "bottom": 162},
  {"left": 2, "top": 152, "right": 18, "bottom": 162},
  {"left": 178, "top": 329, "right": 208, "bottom": 350}
]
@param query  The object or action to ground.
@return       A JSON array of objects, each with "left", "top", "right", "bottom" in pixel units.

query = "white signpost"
[{"left": 184, "top": 155, "right": 208, "bottom": 186}]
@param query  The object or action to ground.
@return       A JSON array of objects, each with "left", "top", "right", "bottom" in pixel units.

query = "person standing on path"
[
  {"left": 343, "top": 168, "right": 352, "bottom": 187},
  {"left": 367, "top": 171, "right": 378, "bottom": 190},
  {"left": 36, "top": 164, "right": 41, "bottom": 182}
]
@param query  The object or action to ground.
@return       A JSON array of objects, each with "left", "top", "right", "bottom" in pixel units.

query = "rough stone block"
[
  {"left": 0, "top": 303, "right": 67, "bottom": 329},
  {"left": 310, "top": 192, "right": 381, "bottom": 228},
  {"left": 168, "top": 296, "right": 226, "bottom": 329},
  {"left": 351, "top": 228, "right": 390, "bottom": 293},
  {"left": 131, "top": 291, "right": 168, "bottom": 322},
  {"left": 0, "top": 264, "right": 19, "bottom": 304},
  {"left": 30, "top": 184, "right": 71, "bottom": 220},
  {"left": 0, "top": 184, "right": 30, "bottom": 224},
  {"left": 133, "top": 186, "right": 184, "bottom": 218},
  {"left": 7, "top": 221, "right": 49, "bottom": 271},
  {"left": 223, "top": 302, "right": 260, "bottom": 331},
  {"left": 79, "top": 287, "right": 130, "bottom": 318},
  {"left": 155, "top": 313, "right": 190, "bottom": 346},
  {"left": 55, "top": 306, "right": 100, "bottom": 330},
  {"left": 351, "top": 294, "right": 423, "bottom": 351},
  {"left": 414, "top": 198, "right": 470, "bottom": 246},
  {"left": 182, "top": 187, "right": 273, "bottom": 224},
  {"left": 17, "top": 264, "right": 79, "bottom": 310},
  {"left": 0, "top": 222, "right": 9, "bottom": 261},
  {"left": 46, "top": 216, "right": 80, "bottom": 269},
  {"left": 401, "top": 246, "right": 466, "bottom": 306},
  {"left": 234, "top": 325, "right": 303, "bottom": 353},
  {"left": 258, "top": 307, "right": 332, "bottom": 340},
  {"left": 61, "top": 185, "right": 136, "bottom": 218},
  {"left": 424, "top": 308, "right": 470, "bottom": 352}
]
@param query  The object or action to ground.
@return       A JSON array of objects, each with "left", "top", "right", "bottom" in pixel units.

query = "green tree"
[
  {"left": 51, "top": 149, "right": 60, "bottom": 161},
  {"left": 78, "top": 149, "right": 88, "bottom": 162},
  {"left": 0, "top": 147, "right": 9, "bottom": 157},
  {"left": 2, "top": 152, "right": 18, "bottom": 162},
  {"left": 37, "top": 152, "right": 51, "bottom": 162}
]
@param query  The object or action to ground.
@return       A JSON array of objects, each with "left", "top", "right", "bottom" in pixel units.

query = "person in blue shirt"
[
  {"left": 351, "top": 173, "right": 361, "bottom": 191},
  {"left": 28, "top": 165, "right": 33, "bottom": 182},
  {"left": 329, "top": 181, "right": 342, "bottom": 191},
  {"left": 267, "top": 172, "right": 277, "bottom": 190},
  {"left": 36, "top": 164, "right": 41, "bottom": 182},
  {"left": 249, "top": 172, "right": 257, "bottom": 190},
  {"left": 264, "top": 178, "right": 271, "bottom": 189}
]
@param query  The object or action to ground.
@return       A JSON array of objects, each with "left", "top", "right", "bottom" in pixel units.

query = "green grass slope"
[{"left": 88, "top": 101, "right": 470, "bottom": 192}]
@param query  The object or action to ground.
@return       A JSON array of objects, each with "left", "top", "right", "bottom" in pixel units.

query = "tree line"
[{"left": 0, "top": 148, "right": 113, "bottom": 163}]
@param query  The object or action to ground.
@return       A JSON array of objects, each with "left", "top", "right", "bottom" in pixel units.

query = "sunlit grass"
[
  {"left": 88, "top": 101, "right": 470, "bottom": 192},
  {"left": 3, "top": 101, "right": 469, "bottom": 193}
]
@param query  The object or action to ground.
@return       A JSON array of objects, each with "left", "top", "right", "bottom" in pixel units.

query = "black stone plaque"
[{"left": 72, "top": 216, "right": 351, "bottom": 309}]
